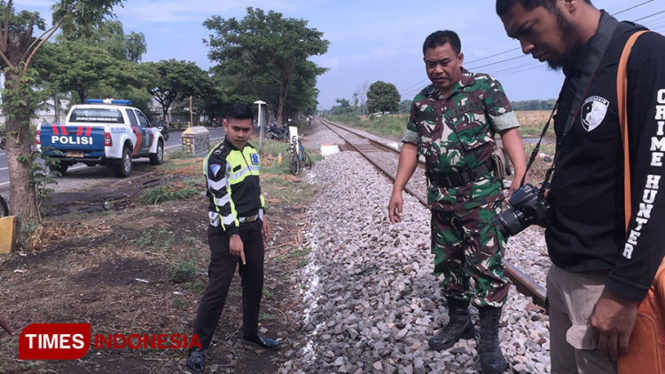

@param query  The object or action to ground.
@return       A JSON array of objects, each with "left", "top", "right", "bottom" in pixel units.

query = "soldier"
[{"left": 388, "top": 30, "right": 526, "bottom": 374}]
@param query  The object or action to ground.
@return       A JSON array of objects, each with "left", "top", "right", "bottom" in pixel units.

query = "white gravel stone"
[{"left": 286, "top": 124, "right": 552, "bottom": 373}]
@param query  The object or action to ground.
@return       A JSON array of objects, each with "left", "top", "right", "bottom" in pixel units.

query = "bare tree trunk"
[
  {"left": 4, "top": 69, "right": 38, "bottom": 221},
  {"left": 277, "top": 95, "right": 284, "bottom": 128},
  {"left": 276, "top": 73, "right": 292, "bottom": 128},
  {"left": 54, "top": 92, "right": 59, "bottom": 123}
]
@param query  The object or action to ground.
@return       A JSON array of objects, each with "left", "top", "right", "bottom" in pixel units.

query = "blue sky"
[{"left": 18, "top": 0, "right": 665, "bottom": 110}]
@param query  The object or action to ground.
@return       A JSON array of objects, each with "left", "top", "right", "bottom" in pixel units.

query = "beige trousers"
[{"left": 547, "top": 264, "right": 617, "bottom": 374}]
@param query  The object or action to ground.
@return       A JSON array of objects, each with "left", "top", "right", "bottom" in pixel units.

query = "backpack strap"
[{"left": 617, "top": 30, "right": 650, "bottom": 233}]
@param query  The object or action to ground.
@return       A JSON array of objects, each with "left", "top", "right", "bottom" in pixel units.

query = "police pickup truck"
[{"left": 36, "top": 99, "right": 164, "bottom": 177}]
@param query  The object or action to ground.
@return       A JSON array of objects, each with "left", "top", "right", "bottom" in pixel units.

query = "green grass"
[
  {"left": 139, "top": 185, "right": 198, "bottom": 205},
  {"left": 173, "top": 296, "right": 188, "bottom": 310},
  {"left": 167, "top": 256, "right": 197, "bottom": 283},
  {"left": 259, "top": 313, "right": 277, "bottom": 322},
  {"left": 167, "top": 150, "right": 195, "bottom": 160},
  {"left": 288, "top": 247, "right": 311, "bottom": 258},
  {"left": 519, "top": 126, "right": 549, "bottom": 138},
  {"left": 135, "top": 228, "right": 175, "bottom": 249},
  {"left": 327, "top": 113, "right": 363, "bottom": 124},
  {"left": 325, "top": 113, "right": 407, "bottom": 139},
  {"left": 187, "top": 278, "right": 208, "bottom": 294}
]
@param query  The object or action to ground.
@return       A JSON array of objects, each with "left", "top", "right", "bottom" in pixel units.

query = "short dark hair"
[
  {"left": 226, "top": 103, "right": 253, "bottom": 121},
  {"left": 423, "top": 30, "right": 461, "bottom": 55},
  {"left": 496, "top": 0, "right": 592, "bottom": 17}
]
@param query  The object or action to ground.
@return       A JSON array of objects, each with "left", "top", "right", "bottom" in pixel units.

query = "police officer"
[
  {"left": 188, "top": 103, "right": 279, "bottom": 373},
  {"left": 388, "top": 30, "right": 526, "bottom": 374},
  {"left": 497, "top": 1, "right": 665, "bottom": 372}
]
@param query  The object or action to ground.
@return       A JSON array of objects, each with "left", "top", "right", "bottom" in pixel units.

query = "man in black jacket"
[{"left": 497, "top": 0, "right": 665, "bottom": 373}]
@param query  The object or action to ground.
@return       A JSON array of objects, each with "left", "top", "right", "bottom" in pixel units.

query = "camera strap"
[{"left": 520, "top": 101, "right": 559, "bottom": 193}]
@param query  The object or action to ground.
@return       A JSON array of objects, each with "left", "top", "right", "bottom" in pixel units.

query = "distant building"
[{"left": 32, "top": 99, "right": 70, "bottom": 125}]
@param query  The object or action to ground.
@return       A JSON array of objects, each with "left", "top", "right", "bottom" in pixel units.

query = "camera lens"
[{"left": 493, "top": 208, "right": 529, "bottom": 237}]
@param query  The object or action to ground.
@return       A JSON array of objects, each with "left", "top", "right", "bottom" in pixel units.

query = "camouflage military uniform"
[{"left": 402, "top": 68, "right": 520, "bottom": 307}]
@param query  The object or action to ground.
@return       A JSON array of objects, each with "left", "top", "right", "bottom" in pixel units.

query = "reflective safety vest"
[{"left": 203, "top": 139, "right": 265, "bottom": 236}]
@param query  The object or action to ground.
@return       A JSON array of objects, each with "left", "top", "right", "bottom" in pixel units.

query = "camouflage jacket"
[{"left": 402, "top": 68, "right": 519, "bottom": 212}]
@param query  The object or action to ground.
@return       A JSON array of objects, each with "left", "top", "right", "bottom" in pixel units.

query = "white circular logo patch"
[{"left": 581, "top": 96, "right": 609, "bottom": 132}]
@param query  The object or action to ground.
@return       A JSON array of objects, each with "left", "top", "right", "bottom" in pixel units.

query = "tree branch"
[
  {"left": 23, "top": 0, "right": 83, "bottom": 69},
  {"left": 23, "top": 20, "right": 62, "bottom": 70}
]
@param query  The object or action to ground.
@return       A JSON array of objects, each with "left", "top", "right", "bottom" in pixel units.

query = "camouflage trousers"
[{"left": 431, "top": 200, "right": 509, "bottom": 307}]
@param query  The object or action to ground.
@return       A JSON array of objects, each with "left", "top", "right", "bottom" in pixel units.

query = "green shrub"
[
  {"left": 167, "top": 257, "right": 197, "bottom": 283},
  {"left": 139, "top": 186, "right": 198, "bottom": 205}
]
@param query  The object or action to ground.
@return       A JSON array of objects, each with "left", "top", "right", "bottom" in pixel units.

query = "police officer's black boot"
[
  {"left": 478, "top": 306, "right": 506, "bottom": 374},
  {"left": 429, "top": 298, "right": 475, "bottom": 351}
]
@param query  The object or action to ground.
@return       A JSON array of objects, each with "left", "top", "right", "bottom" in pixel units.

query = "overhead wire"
[{"left": 397, "top": 1, "right": 662, "bottom": 98}]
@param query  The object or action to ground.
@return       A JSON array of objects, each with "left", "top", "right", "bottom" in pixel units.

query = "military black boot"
[
  {"left": 429, "top": 298, "right": 475, "bottom": 351},
  {"left": 478, "top": 306, "right": 506, "bottom": 374}
]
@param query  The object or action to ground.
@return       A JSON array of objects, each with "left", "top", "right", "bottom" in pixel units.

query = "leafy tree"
[
  {"left": 204, "top": 7, "right": 329, "bottom": 126},
  {"left": 33, "top": 40, "right": 145, "bottom": 103},
  {"left": 56, "top": 19, "right": 146, "bottom": 62},
  {"left": 202, "top": 72, "right": 259, "bottom": 122},
  {"left": 367, "top": 81, "right": 400, "bottom": 114},
  {"left": 399, "top": 100, "right": 413, "bottom": 114},
  {"left": 329, "top": 98, "right": 353, "bottom": 115},
  {"left": 0, "top": 0, "right": 124, "bottom": 224},
  {"left": 143, "top": 59, "right": 212, "bottom": 121}
]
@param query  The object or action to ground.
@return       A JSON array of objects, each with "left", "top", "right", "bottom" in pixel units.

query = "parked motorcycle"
[
  {"left": 266, "top": 124, "right": 288, "bottom": 141},
  {"left": 157, "top": 123, "right": 169, "bottom": 141}
]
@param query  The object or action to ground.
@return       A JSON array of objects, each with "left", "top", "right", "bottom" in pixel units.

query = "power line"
[
  {"left": 398, "top": 78, "right": 430, "bottom": 94},
  {"left": 397, "top": 2, "right": 662, "bottom": 96},
  {"left": 464, "top": 48, "right": 521, "bottom": 65},
  {"left": 635, "top": 10, "right": 665, "bottom": 22},
  {"left": 612, "top": 0, "right": 655, "bottom": 16},
  {"left": 463, "top": 0, "right": 656, "bottom": 67},
  {"left": 466, "top": 54, "right": 527, "bottom": 70}
]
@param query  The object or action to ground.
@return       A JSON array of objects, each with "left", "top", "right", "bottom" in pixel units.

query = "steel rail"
[{"left": 319, "top": 118, "right": 547, "bottom": 308}]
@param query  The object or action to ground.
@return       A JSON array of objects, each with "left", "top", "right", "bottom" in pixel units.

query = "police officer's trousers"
[{"left": 193, "top": 220, "right": 265, "bottom": 350}]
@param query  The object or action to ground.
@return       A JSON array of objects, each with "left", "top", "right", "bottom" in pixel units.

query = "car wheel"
[
  {"left": 114, "top": 147, "right": 132, "bottom": 177},
  {"left": 150, "top": 141, "right": 164, "bottom": 165}
]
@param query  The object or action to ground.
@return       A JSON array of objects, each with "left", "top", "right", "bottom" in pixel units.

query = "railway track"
[{"left": 318, "top": 117, "right": 547, "bottom": 308}]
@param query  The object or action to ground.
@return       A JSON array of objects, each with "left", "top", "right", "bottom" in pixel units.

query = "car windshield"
[{"left": 69, "top": 108, "right": 123, "bottom": 123}]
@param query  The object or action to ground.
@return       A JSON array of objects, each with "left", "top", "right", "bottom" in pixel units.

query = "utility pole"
[
  {"left": 189, "top": 96, "right": 193, "bottom": 127},
  {"left": 254, "top": 100, "right": 266, "bottom": 155}
]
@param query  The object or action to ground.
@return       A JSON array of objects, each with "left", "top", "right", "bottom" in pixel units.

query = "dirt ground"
[{"left": 0, "top": 149, "right": 313, "bottom": 373}]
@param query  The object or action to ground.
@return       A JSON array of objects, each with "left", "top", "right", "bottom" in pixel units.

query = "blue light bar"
[{"left": 84, "top": 99, "right": 133, "bottom": 105}]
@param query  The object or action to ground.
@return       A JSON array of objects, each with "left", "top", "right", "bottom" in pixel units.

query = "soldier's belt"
[{"left": 427, "top": 160, "right": 495, "bottom": 188}]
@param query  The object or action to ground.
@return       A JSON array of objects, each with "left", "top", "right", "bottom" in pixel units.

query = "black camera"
[{"left": 493, "top": 183, "right": 555, "bottom": 237}]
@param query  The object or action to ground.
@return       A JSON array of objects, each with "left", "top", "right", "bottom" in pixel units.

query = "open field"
[{"left": 515, "top": 110, "right": 555, "bottom": 138}]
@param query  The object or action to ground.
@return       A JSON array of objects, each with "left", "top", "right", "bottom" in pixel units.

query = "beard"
[{"left": 546, "top": 8, "right": 583, "bottom": 71}]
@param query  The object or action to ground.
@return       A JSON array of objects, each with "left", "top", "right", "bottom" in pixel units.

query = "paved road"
[{"left": 0, "top": 127, "right": 227, "bottom": 192}]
